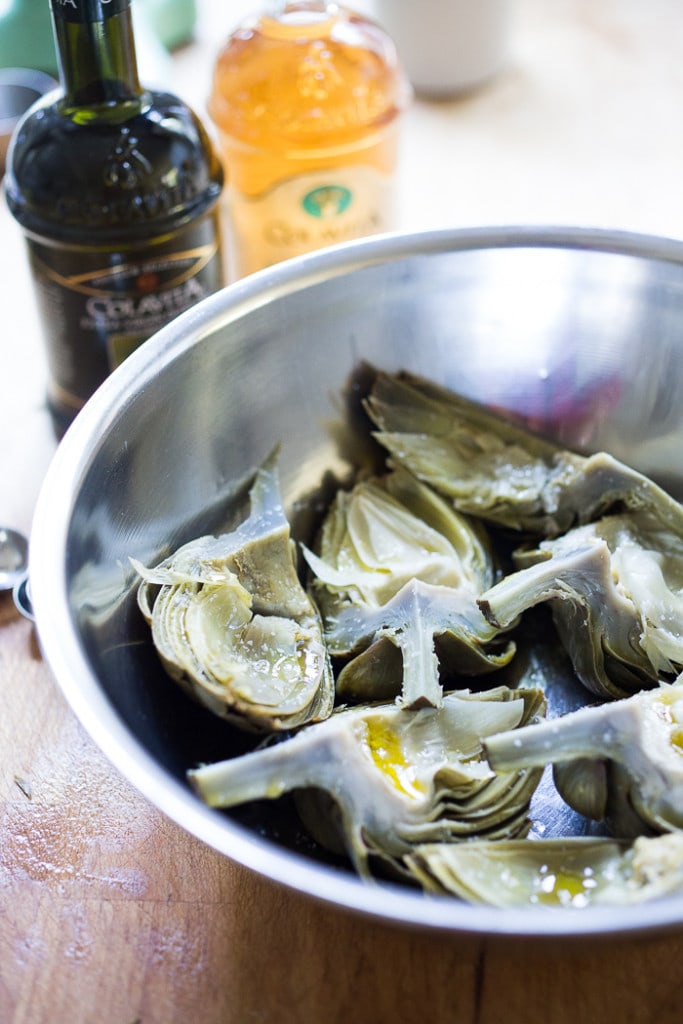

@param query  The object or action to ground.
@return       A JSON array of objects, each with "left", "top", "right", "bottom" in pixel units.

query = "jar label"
[
  {"left": 50, "top": 0, "right": 130, "bottom": 23},
  {"left": 226, "top": 167, "right": 395, "bottom": 278},
  {"left": 26, "top": 214, "right": 223, "bottom": 423}
]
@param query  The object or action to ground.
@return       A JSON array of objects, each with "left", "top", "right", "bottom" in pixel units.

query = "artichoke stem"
[
  {"left": 484, "top": 700, "right": 637, "bottom": 772},
  {"left": 188, "top": 729, "right": 324, "bottom": 807},
  {"left": 478, "top": 540, "right": 610, "bottom": 628},
  {"left": 396, "top": 616, "right": 443, "bottom": 710}
]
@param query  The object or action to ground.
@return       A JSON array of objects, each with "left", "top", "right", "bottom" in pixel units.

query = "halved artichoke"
[
  {"left": 301, "top": 467, "right": 515, "bottom": 709},
  {"left": 363, "top": 369, "right": 683, "bottom": 539},
  {"left": 132, "top": 451, "right": 335, "bottom": 733},
  {"left": 404, "top": 833, "right": 683, "bottom": 908},
  {"left": 188, "top": 685, "right": 546, "bottom": 877},
  {"left": 478, "top": 512, "right": 683, "bottom": 699},
  {"left": 483, "top": 681, "right": 683, "bottom": 837}
]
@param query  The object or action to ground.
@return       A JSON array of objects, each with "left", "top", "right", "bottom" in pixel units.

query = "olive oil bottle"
[
  {"left": 208, "top": 1, "right": 409, "bottom": 279},
  {"left": 4, "top": 0, "right": 224, "bottom": 437}
]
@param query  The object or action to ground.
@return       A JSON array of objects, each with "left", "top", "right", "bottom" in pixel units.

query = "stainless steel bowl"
[{"left": 29, "top": 226, "right": 683, "bottom": 939}]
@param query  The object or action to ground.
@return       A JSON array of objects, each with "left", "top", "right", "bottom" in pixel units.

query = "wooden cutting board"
[{"left": 3, "top": 595, "right": 683, "bottom": 1023}]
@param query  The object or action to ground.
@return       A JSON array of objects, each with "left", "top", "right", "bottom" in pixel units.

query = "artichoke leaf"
[
  {"left": 304, "top": 467, "right": 494, "bottom": 606},
  {"left": 479, "top": 513, "right": 683, "bottom": 699},
  {"left": 483, "top": 681, "right": 683, "bottom": 836},
  {"left": 364, "top": 369, "right": 683, "bottom": 539},
  {"left": 132, "top": 450, "right": 335, "bottom": 732},
  {"left": 404, "top": 833, "right": 683, "bottom": 908},
  {"left": 302, "top": 468, "right": 514, "bottom": 709},
  {"left": 188, "top": 685, "right": 546, "bottom": 878},
  {"left": 552, "top": 756, "right": 609, "bottom": 822}
]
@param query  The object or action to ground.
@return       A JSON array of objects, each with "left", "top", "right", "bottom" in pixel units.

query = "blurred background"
[{"left": 2, "top": 0, "right": 683, "bottom": 240}]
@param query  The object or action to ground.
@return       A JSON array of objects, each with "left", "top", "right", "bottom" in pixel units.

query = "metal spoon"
[
  {"left": 0, "top": 526, "right": 29, "bottom": 590},
  {"left": 13, "top": 574, "right": 34, "bottom": 621}
]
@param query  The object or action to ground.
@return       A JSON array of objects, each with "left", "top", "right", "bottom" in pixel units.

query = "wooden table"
[{"left": 3, "top": 2, "right": 683, "bottom": 1020}]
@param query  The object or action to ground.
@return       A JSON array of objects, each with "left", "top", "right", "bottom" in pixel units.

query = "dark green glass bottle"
[{"left": 4, "top": 0, "right": 224, "bottom": 438}]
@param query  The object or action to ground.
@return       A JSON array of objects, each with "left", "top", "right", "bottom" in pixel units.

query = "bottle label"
[
  {"left": 226, "top": 166, "right": 395, "bottom": 278},
  {"left": 50, "top": 0, "right": 130, "bottom": 24},
  {"left": 26, "top": 214, "right": 223, "bottom": 423}
]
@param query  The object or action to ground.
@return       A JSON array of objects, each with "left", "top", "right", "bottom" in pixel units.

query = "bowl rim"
[{"left": 29, "top": 224, "right": 683, "bottom": 940}]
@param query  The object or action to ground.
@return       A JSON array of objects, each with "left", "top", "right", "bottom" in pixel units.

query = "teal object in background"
[
  {"left": 0, "top": 1, "right": 57, "bottom": 73},
  {"left": 140, "top": 0, "right": 197, "bottom": 51},
  {"left": 0, "top": 0, "right": 197, "bottom": 73}
]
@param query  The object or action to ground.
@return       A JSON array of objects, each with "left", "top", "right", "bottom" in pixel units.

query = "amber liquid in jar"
[{"left": 209, "top": 1, "right": 408, "bottom": 278}]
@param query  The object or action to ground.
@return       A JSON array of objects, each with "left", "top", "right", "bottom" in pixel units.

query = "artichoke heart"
[
  {"left": 404, "top": 833, "right": 683, "bottom": 908},
  {"left": 478, "top": 512, "right": 683, "bottom": 699},
  {"left": 301, "top": 467, "right": 515, "bottom": 710},
  {"left": 188, "top": 685, "right": 546, "bottom": 877},
  {"left": 132, "top": 451, "right": 335, "bottom": 732},
  {"left": 364, "top": 369, "right": 683, "bottom": 539},
  {"left": 483, "top": 681, "right": 683, "bottom": 837}
]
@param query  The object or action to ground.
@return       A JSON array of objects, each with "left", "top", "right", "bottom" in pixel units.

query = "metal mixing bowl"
[{"left": 29, "top": 226, "right": 683, "bottom": 939}]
